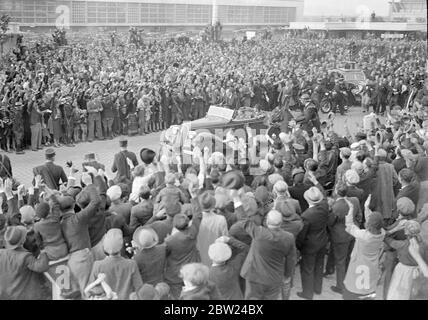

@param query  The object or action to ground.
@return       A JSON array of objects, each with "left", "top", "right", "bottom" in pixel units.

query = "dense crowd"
[
  {"left": 0, "top": 32, "right": 426, "bottom": 153},
  {"left": 0, "top": 31, "right": 428, "bottom": 300}
]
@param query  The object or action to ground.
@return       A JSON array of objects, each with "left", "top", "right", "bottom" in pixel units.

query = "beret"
[
  {"left": 103, "top": 228, "right": 123, "bottom": 255},
  {"left": 208, "top": 242, "right": 232, "bottom": 263},
  {"left": 140, "top": 148, "right": 156, "bottom": 165},
  {"left": 396, "top": 197, "right": 415, "bottom": 216},
  {"left": 107, "top": 185, "right": 122, "bottom": 202},
  {"left": 221, "top": 170, "right": 244, "bottom": 190}
]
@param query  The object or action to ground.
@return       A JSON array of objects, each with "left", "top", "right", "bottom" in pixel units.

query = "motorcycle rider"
[
  {"left": 300, "top": 93, "right": 321, "bottom": 133},
  {"left": 311, "top": 77, "right": 326, "bottom": 109},
  {"left": 332, "top": 78, "right": 347, "bottom": 115}
]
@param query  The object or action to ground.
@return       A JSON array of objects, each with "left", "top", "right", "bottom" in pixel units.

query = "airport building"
[{"left": 0, "top": 0, "right": 304, "bottom": 30}]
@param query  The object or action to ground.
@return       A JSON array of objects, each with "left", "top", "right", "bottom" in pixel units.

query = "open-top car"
[{"left": 160, "top": 106, "right": 271, "bottom": 160}]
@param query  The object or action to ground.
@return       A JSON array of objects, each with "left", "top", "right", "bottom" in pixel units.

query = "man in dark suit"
[
  {"left": 296, "top": 187, "right": 334, "bottom": 300},
  {"left": 328, "top": 185, "right": 362, "bottom": 294},
  {"left": 33, "top": 148, "right": 67, "bottom": 190},
  {"left": 111, "top": 138, "right": 138, "bottom": 183},
  {"left": 396, "top": 168, "right": 420, "bottom": 218},
  {"left": 239, "top": 208, "right": 296, "bottom": 300}
]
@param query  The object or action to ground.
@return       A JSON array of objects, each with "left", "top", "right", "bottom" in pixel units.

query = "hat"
[
  {"left": 5, "top": 226, "right": 27, "bottom": 249},
  {"left": 295, "top": 115, "right": 306, "bottom": 124},
  {"left": 396, "top": 197, "right": 415, "bottom": 216},
  {"left": 19, "top": 205, "right": 36, "bottom": 224},
  {"left": 304, "top": 187, "right": 324, "bottom": 205},
  {"left": 240, "top": 196, "right": 258, "bottom": 218},
  {"left": 107, "top": 185, "right": 122, "bottom": 202},
  {"left": 301, "top": 93, "right": 311, "bottom": 101},
  {"left": 140, "top": 148, "right": 156, "bottom": 165},
  {"left": 340, "top": 147, "right": 352, "bottom": 158},
  {"left": 130, "top": 284, "right": 160, "bottom": 300},
  {"left": 273, "top": 180, "right": 289, "bottom": 194},
  {"left": 133, "top": 227, "right": 158, "bottom": 249},
  {"left": 292, "top": 167, "right": 305, "bottom": 178},
  {"left": 103, "top": 228, "right": 123, "bottom": 255},
  {"left": 84, "top": 153, "right": 96, "bottom": 161},
  {"left": 66, "top": 186, "right": 82, "bottom": 199},
  {"left": 344, "top": 169, "right": 360, "bottom": 185},
  {"left": 266, "top": 210, "right": 283, "bottom": 227},
  {"left": 200, "top": 191, "right": 216, "bottom": 211},
  {"left": 355, "top": 132, "right": 367, "bottom": 141},
  {"left": 118, "top": 137, "right": 128, "bottom": 147},
  {"left": 293, "top": 143, "right": 305, "bottom": 151},
  {"left": 45, "top": 148, "right": 55, "bottom": 158},
  {"left": 254, "top": 186, "right": 269, "bottom": 204},
  {"left": 268, "top": 173, "right": 284, "bottom": 186},
  {"left": 208, "top": 242, "right": 232, "bottom": 263},
  {"left": 275, "top": 199, "right": 296, "bottom": 217},
  {"left": 259, "top": 159, "right": 270, "bottom": 172},
  {"left": 35, "top": 202, "right": 50, "bottom": 219},
  {"left": 173, "top": 213, "right": 189, "bottom": 230},
  {"left": 57, "top": 195, "right": 75, "bottom": 211},
  {"left": 404, "top": 220, "right": 421, "bottom": 237},
  {"left": 221, "top": 170, "right": 244, "bottom": 190},
  {"left": 377, "top": 148, "right": 387, "bottom": 158}
]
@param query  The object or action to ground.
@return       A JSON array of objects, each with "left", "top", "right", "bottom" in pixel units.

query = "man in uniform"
[
  {"left": 301, "top": 94, "right": 320, "bottom": 133},
  {"left": 33, "top": 148, "right": 68, "bottom": 190},
  {"left": 87, "top": 93, "right": 104, "bottom": 142},
  {"left": 11, "top": 100, "right": 25, "bottom": 155},
  {"left": 111, "top": 137, "right": 138, "bottom": 184}
]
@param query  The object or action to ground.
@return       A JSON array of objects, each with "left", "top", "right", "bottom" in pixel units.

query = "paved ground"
[{"left": 5, "top": 106, "right": 385, "bottom": 300}]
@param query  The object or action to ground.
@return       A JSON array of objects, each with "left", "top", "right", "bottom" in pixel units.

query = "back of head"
[
  {"left": 399, "top": 168, "right": 415, "bottom": 184},
  {"left": 366, "top": 211, "right": 383, "bottom": 234},
  {"left": 165, "top": 172, "right": 176, "bottom": 185},
  {"left": 266, "top": 210, "right": 282, "bottom": 228},
  {"left": 180, "top": 263, "right": 209, "bottom": 287},
  {"left": 335, "top": 183, "right": 348, "bottom": 198}
]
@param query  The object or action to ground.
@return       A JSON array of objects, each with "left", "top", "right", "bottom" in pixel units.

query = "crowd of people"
[
  {"left": 0, "top": 30, "right": 427, "bottom": 300},
  {"left": 0, "top": 31, "right": 426, "bottom": 153}
]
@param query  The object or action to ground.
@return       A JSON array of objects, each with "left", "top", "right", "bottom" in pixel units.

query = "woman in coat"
[{"left": 342, "top": 199, "right": 385, "bottom": 300}]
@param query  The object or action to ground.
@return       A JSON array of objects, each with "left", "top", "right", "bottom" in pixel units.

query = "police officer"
[
  {"left": 301, "top": 93, "right": 320, "bottom": 133},
  {"left": 11, "top": 100, "right": 25, "bottom": 155}
]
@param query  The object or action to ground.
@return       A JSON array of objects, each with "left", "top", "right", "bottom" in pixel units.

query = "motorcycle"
[
  {"left": 320, "top": 90, "right": 349, "bottom": 114},
  {"left": 320, "top": 91, "right": 334, "bottom": 113}
]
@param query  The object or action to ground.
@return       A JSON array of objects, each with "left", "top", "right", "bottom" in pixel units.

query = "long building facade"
[{"left": 0, "top": 0, "right": 303, "bottom": 28}]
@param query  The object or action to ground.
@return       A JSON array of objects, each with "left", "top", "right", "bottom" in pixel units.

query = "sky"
[{"left": 303, "top": 0, "right": 391, "bottom": 16}]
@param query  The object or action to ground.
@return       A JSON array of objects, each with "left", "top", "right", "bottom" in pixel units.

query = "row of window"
[{"left": 0, "top": 0, "right": 296, "bottom": 25}]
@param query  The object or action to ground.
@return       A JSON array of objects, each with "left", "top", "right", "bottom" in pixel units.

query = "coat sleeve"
[
  {"left": 75, "top": 188, "right": 102, "bottom": 224},
  {"left": 284, "top": 236, "right": 296, "bottom": 279},
  {"left": 25, "top": 252, "right": 49, "bottom": 273},
  {"left": 227, "top": 237, "right": 249, "bottom": 275},
  {"left": 296, "top": 216, "right": 309, "bottom": 251},
  {"left": 111, "top": 156, "right": 118, "bottom": 173},
  {"left": 131, "top": 261, "right": 144, "bottom": 293}
]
